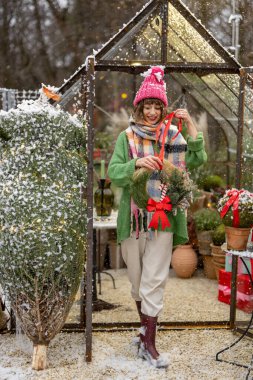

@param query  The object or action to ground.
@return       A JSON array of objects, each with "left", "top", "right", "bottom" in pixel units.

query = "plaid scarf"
[
  {"left": 126, "top": 119, "right": 187, "bottom": 168},
  {"left": 126, "top": 119, "right": 187, "bottom": 238}
]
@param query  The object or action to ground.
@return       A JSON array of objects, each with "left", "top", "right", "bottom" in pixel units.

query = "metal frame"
[
  {"left": 51, "top": 0, "right": 253, "bottom": 363},
  {"left": 85, "top": 57, "right": 95, "bottom": 362},
  {"left": 230, "top": 67, "right": 253, "bottom": 334}
]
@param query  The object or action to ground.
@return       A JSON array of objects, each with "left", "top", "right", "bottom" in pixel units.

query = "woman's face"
[{"left": 143, "top": 102, "right": 162, "bottom": 125}]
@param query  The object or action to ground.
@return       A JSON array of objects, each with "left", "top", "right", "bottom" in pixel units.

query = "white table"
[{"left": 93, "top": 210, "right": 118, "bottom": 296}]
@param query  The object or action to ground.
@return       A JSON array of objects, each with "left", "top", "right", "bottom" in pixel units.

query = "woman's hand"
[
  {"left": 135, "top": 155, "right": 163, "bottom": 170},
  {"left": 174, "top": 108, "right": 198, "bottom": 139}
]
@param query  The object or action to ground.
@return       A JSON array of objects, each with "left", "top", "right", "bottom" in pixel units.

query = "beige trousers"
[{"left": 121, "top": 231, "right": 173, "bottom": 317}]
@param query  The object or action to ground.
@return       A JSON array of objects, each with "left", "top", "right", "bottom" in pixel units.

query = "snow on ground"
[{"left": 0, "top": 329, "right": 252, "bottom": 379}]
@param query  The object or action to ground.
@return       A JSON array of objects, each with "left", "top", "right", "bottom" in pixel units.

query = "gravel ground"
[
  {"left": 1, "top": 268, "right": 252, "bottom": 379},
  {"left": 0, "top": 329, "right": 252, "bottom": 379},
  {"left": 67, "top": 268, "right": 249, "bottom": 324}
]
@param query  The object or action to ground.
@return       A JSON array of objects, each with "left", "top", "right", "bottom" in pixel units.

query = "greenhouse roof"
[{"left": 58, "top": 0, "right": 253, "bottom": 131}]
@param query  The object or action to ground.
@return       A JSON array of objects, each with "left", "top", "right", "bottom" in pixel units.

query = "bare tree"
[{"left": 0, "top": 0, "right": 252, "bottom": 90}]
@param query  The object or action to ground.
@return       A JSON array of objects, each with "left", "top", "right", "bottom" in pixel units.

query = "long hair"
[{"left": 132, "top": 98, "right": 167, "bottom": 123}]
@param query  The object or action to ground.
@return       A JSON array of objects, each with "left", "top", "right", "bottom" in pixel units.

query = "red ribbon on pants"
[{"left": 146, "top": 196, "right": 172, "bottom": 230}]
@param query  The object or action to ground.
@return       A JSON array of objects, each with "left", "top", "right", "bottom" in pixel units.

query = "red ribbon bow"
[
  {"left": 154, "top": 112, "right": 182, "bottom": 169},
  {"left": 146, "top": 196, "right": 172, "bottom": 230},
  {"left": 220, "top": 189, "right": 244, "bottom": 227}
]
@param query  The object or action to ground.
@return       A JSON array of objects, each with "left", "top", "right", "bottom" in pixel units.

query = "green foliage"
[
  {"left": 193, "top": 208, "right": 221, "bottom": 232},
  {"left": 198, "top": 175, "right": 225, "bottom": 192},
  {"left": 0, "top": 98, "right": 87, "bottom": 344},
  {"left": 130, "top": 169, "right": 150, "bottom": 209},
  {"left": 94, "top": 131, "right": 114, "bottom": 150},
  {"left": 211, "top": 224, "right": 226, "bottom": 246}
]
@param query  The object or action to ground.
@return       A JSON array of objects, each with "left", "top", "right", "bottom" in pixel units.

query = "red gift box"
[
  {"left": 237, "top": 274, "right": 253, "bottom": 313},
  {"left": 218, "top": 269, "right": 253, "bottom": 313},
  {"left": 218, "top": 269, "right": 232, "bottom": 305}
]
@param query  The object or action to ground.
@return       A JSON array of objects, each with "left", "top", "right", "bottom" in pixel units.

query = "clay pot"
[
  {"left": 212, "top": 260, "right": 224, "bottom": 280},
  {"left": 210, "top": 243, "right": 226, "bottom": 280},
  {"left": 190, "top": 195, "right": 205, "bottom": 213},
  {"left": 225, "top": 226, "right": 251, "bottom": 251},
  {"left": 202, "top": 255, "right": 216, "bottom": 279},
  {"left": 172, "top": 245, "right": 198, "bottom": 278},
  {"left": 196, "top": 230, "right": 212, "bottom": 255}
]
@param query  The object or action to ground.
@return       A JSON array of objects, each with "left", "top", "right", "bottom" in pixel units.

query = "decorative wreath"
[
  {"left": 130, "top": 160, "right": 194, "bottom": 231},
  {"left": 131, "top": 160, "right": 193, "bottom": 211}
]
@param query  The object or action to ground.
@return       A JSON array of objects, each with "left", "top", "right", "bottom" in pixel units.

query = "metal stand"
[
  {"left": 97, "top": 229, "right": 116, "bottom": 295},
  {"left": 216, "top": 253, "right": 253, "bottom": 377},
  {"left": 92, "top": 228, "right": 117, "bottom": 312}
]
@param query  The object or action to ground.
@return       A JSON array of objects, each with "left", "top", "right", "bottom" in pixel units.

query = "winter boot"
[{"left": 138, "top": 314, "right": 169, "bottom": 368}]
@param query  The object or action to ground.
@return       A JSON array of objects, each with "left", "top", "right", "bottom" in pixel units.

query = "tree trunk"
[
  {"left": 0, "top": 309, "right": 8, "bottom": 331},
  {"left": 32, "top": 344, "right": 47, "bottom": 370}
]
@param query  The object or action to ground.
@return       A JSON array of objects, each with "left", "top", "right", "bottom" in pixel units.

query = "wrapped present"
[
  {"left": 218, "top": 269, "right": 253, "bottom": 313},
  {"left": 225, "top": 253, "right": 251, "bottom": 275},
  {"left": 237, "top": 274, "right": 253, "bottom": 313},
  {"left": 218, "top": 269, "right": 232, "bottom": 305}
]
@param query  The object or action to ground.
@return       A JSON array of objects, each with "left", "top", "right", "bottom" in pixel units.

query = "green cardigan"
[{"left": 108, "top": 131, "right": 207, "bottom": 246}]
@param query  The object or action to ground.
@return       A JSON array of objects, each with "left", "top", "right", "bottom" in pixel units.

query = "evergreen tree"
[{"left": 0, "top": 93, "right": 87, "bottom": 369}]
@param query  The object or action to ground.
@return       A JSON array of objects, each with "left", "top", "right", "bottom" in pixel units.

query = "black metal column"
[
  {"left": 161, "top": 0, "right": 168, "bottom": 65},
  {"left": 235, "top": 68, "right": 247, "bottom": 188},
  {"left": 85, "top": 56, "right": 95, "bottom": 363}
]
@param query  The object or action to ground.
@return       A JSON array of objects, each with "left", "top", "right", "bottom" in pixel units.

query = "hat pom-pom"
[
  {"left": 142, "top": 65, "right": 165, "bottom": 82},
  {"left": 151, "top": 66, "right": 164, "bottom": 82}
]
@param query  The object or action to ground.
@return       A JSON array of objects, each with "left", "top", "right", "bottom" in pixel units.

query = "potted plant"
[
  {"left": 189, "top": 189, "right": 206, "bottom": 213},
  {"left": 218, "top": 188, "right": 253, "bottom": 251},
  {"left": 197, "top": 174, "right": 226, "bottom": 208},
  {"left": 211, "top": 224, "right": 226, "bottom": 279},
  {"left": 193, "top": 208, "right": 221, "bottom": 279}
]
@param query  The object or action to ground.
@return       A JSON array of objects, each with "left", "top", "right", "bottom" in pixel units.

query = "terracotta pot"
[
  {"left": 210, "top": 244, "right": 225, "bottom": 280},
  {"left": 190, "top": 195, "right": 205, "bottom": 213},
  {"left": 210, "top": 244, "right": 226, "bottom": 265},
  {"left": 212, "top": 260, "right": 224, "bottom": 280},
  {"left": 172, "top": 245, "right": 198, "bottom": 278},
  {"left": 202, "top": 255, "right": 216, "bottom": 279},
  {"left": 225, "top": 226, "right": 251, "bottom": 251},
  {"left": 196, "top": 231, "right": 212, "bottom": 255}
]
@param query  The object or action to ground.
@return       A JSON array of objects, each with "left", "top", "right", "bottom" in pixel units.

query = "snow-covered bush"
[{"left": 0, "top": 97, "right": 87, "bottom": 369}]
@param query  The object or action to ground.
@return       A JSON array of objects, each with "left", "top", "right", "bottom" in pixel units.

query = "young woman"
[{"left": 108, "top": 66, "right": 207, "bottom": 368}]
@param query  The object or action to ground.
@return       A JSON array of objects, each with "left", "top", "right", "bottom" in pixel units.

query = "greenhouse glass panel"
[
  {"left": 171, "top": 72, "right": 237, "bottom": 186},
  {"left": 100, "top": 6, "right": 162, "bottom": 62},
  {"left": 167, "top": 26, "right": 201, "bottom": 62},
  {"left": 181, "top": 73, "right": 238, "bottom": 125},
  {"left": 202, "top": 74, "right": 239, "bottom": 115},
  {"left": 168, "top": 3, "right": 225, "bottom": 63},
  {"left": 241, "top": 80, "right": 253, "bottom": 191}
]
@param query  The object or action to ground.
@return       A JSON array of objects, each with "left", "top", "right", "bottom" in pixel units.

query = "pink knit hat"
[{"left": 133, "top": 66, "right": 168, "bottom": 107}]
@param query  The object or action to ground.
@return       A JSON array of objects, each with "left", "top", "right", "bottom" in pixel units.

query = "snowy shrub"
[{"left": 0, "top": 97, "right": 87, "bottom": 369}]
